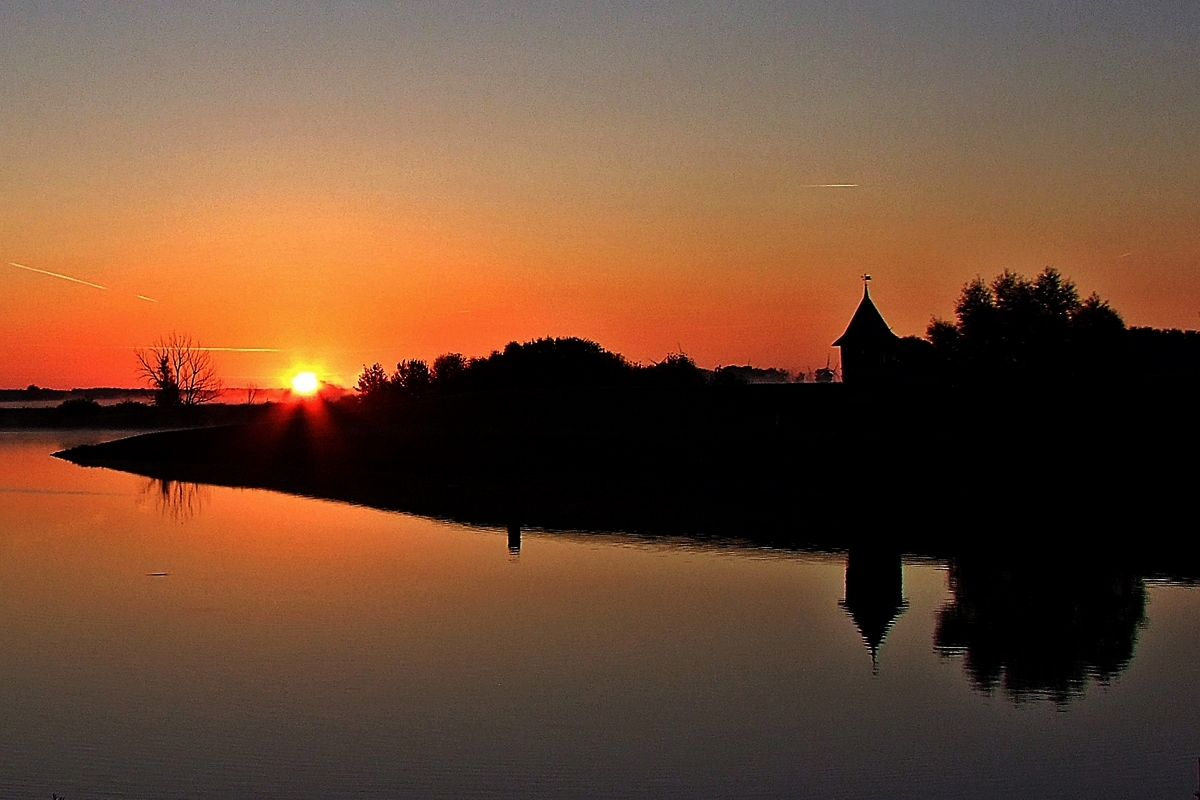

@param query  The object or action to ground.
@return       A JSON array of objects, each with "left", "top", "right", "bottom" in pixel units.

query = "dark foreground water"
[{"left": 1, "top": 431, "right": 1198, "bottom": 799}]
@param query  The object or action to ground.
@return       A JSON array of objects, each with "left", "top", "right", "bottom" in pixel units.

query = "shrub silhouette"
[
  {"left": 646, "top": 353, "right": 709, "bottom": 387},
  {"left": 56, "top": 397, "right": 101, "bottom": 417},
  {"left": 711, "top": 365, "right": 793, "bottom": 385},
  {"left": 469, "top": 337, "right": 634, "bottom": 390},
  {"left": 1125, "top": 326, "right": 1200, "bottom": 381},
  {"left": 354, "top": 337, "right": 737, "bottom": 402}
]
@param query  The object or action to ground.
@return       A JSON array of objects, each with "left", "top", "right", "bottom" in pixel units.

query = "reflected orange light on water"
[{"left": 3, "top": 433, "right": 1200, "bottom": 796}]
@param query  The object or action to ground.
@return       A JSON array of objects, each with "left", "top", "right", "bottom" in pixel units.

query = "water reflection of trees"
[
  {"left": 934, "top": 558, "right": 1147, "bottom": 703},
  {"left": 142, "top": 478, "right": 210, "bottom": 523}
]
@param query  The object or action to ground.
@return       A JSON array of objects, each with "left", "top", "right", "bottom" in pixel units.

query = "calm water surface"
[{"left": 1, "top": 430, "right": 1198, "bottom": 799}]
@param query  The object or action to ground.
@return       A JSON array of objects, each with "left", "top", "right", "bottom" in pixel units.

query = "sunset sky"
[{"left": 2, "top": 1, "right": 1197, "bottom": 388}]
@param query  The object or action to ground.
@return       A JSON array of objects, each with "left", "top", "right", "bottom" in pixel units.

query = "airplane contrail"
[
  {"left": 136, "top": 294, "right": 158, "bottom": 302},
  {"left": 10, "top": 262, "right": 108, "bottom": 290},
  {"left": 204, "top": 347, "right": 281, "bottom": 353}
]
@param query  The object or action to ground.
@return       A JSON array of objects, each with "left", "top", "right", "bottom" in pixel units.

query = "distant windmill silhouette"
[{"left": 814, "top": 355, "right": 838, "bottom": 383}]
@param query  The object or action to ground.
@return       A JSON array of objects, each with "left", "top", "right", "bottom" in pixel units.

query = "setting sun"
[{"left": 291, "top": 371, "right": 319, "bottom": 395}]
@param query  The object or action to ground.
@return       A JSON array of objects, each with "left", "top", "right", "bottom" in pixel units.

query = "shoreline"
[{"left": 52, "top": 382, "right": 1200, "bottom": 569}]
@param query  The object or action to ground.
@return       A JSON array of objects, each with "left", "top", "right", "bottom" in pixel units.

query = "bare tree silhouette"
[{"left": 135, "top": 333, "right": 222, "bottom": 406}]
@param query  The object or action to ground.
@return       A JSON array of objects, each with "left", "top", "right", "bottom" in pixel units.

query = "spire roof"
[
  {"left": 841, "top": 596, "right": 908, "bottom": 672},
  {"left": 833, "top": 284, "right": 899, "bottom": 347}
]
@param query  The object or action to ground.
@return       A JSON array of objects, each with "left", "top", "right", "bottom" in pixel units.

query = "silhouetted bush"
[
  {"left": 645, "top": 353, "right": 709, "bottom": 387},
  {"left": 893, "top": 336, "right": 940, "bottom": 383},
  {"left": 711, "top": 367, "right": 747, "bottom": 387},
  {"left": 470, "top": 337, "right": 633, "bottom": 390},
  {"left": 1126, "top": 327, "right": 1200, "bottom": 381},
  {"left": 57, "top": 397, "right": 101, "bottom": 417},
  {"left": 353, "top": 337, "right": 771, "bottom": 403},
  {"left": 12, "top": 384, "right": 60, "bottom": 401},
  {"left": 712, "top": 365, "right": 792, "bottom": 385}
]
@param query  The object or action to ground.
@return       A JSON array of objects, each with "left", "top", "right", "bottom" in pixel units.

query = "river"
[{"left": 1, "top": 430, "right": 1198, "bottom": 798}]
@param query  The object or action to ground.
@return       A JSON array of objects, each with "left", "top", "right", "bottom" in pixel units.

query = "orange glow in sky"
[{"left": 1, "top": 4, "right": 1197, "bottom": 388}]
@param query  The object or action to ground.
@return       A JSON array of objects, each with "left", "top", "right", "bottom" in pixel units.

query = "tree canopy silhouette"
[
  {"left": 926, "top": 268, "right": 1125, "bottom": 381},
  {"left": 354, "top": 337, "right": 731, "bottom": 403}
]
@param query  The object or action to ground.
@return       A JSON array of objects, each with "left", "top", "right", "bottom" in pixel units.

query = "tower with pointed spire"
[{"left": 832, "top": 276, "right": 901, "bottom": 385}]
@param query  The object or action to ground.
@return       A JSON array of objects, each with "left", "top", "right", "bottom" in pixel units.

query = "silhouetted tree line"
[
  {"left": 355, "top": 271, "right": 1200, "bottom": 397},
  {"left": 356, "top": 337, "right": 757, "bottom": 402},
  {"left": 0, "top": 387, "right": 156, "bottom": 402},
  {"left": 919, "top": 268, "right": 1200, "bottom": 383}
]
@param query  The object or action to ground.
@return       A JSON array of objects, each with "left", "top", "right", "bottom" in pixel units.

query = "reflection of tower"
[
  {"left": 507, "top": 523, "right": 521, "bottom": 557},
  {"left": 839, "top": 548, "right": 907, "bottom": 672}
]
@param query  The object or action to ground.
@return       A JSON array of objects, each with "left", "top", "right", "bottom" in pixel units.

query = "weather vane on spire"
[{"left": 861, "top": 273, "right": 872, "bottom": 284}]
